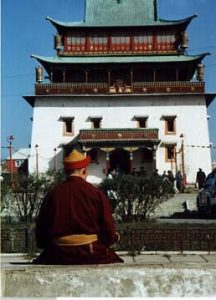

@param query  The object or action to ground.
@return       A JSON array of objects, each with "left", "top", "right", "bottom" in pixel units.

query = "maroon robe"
[{"left": 33, "top": 176, "right": 123, "bottom": 265}]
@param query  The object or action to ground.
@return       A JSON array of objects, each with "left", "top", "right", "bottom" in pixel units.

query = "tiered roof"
[
  {"left": 46, "top": 0, "right": 196, "bottom": 29},
  {"left": 32, "top": 54, "right": 208, "bottom": 65},
  {"left": 31, "top": 53, "right": 209, "bottom": 74},
  {"left": 46, "top": 15, "right": 196, "bottom": 30},
  {"left": 30, "top": 0, "right": 210, "bottom": 100}
]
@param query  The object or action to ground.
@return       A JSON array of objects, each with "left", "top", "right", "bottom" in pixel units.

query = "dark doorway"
[{"left": 110, "top": 149, "right": 130, "bottom": 174}]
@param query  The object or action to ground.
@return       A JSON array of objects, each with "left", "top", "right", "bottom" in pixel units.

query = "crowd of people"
[
  {"left": 107, "top": 166, "right": 210, "bottom": 193},
  {"left": 155, "top": 169, "right": 185, "bottom": 193},
  {"left": 107, "top": 166, "right": 185, "bottom": 193}
]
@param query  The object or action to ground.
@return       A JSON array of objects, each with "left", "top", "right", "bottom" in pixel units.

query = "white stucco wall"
[{"left": 29, "top": 94, "right": 212, "bottom": 183}]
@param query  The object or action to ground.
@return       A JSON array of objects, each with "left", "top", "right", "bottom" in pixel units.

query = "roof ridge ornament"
[{"left": 117, "top": 0, "right": 122, "bottom": 3}]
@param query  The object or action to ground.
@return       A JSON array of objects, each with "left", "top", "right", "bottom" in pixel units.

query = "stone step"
[{"left": 1, "top": 253, "right": 216, "bottom": 297}]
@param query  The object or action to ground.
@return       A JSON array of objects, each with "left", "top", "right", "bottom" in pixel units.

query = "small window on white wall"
[
  {"left": 87, "top": 116, "right": 102, "bottom": 129},
  {"left": 92, "top": 118, "right": 101, "bottom": 129},
  {"left": 165, "top": 144, "right": 176, "bottom": 162},
  {"left": 132, "top": 115, "right": 148, "bottom": 128},
  {"left": 60, "top": 117, "right": 74, "bottom": 136},
  {"left": 162, "top": 115, "right": 176, "bottom": 135}
]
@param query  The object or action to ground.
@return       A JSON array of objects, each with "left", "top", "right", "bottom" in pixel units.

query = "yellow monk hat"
[{"left": 63, "top": 149, "right": 91, "bottom": 170}]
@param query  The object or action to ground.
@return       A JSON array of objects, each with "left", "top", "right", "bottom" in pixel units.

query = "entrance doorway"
[{"left": 109, "top": 149, "right": 130, "bottom": 174}]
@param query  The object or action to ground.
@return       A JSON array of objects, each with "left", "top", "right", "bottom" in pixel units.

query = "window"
[
  {"left": 157, "top": 31, "right": 176, "bottom": 51},
  {"left": 138, "top": 118, "right": 147, "bottom": 128},
  {"left": 133, "top": 32, "right": 153, "bottom": 51},
  {"left": 92, "top": 119, "right": 101, "bottom": 129},
  {"left": 15, "top": 160, "right": 24, "bottom": 167},
  {"left": 87, "top": 116, "right": 102, "bottom": 129},
  {"left": 112, "top": 35, "right": 130, "bottom": 44},
  {"left": 67, "top": 33, "right": 85, "bottom": 45},
  {"left": 134, "top": 33, "right": 153, "bottom": 44},
  {"left": 111, "top": 32, "right": 130, "bottom": 51},
  {"left": 165, "top": 145, "right": 176, "bottom": 162},
  {"left": 132, "top": 116, "right": 148, "bottom": 128},
  {"left": 89, "top": 33, "right": 108, "bottom": 51},
  {"left": 61, "top": 117, "right": 74, "bottom": 136},
  {"left": 65, "top": 32, "right": 86, "bottom": 52},
  {"left": 163, "top": 116, "right": 176, "bottom": 135},
  {"left": 89, "top": 34, "right": 108, "bottom": 45}
]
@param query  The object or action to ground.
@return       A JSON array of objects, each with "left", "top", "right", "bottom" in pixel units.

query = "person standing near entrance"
[
  {"left": 33, "top": 149, "right": 123, "bottom": 265},
  {"left": 107, "top": 168, "right": 116, "bottom": 179},
  {"left": 196, "top": 168, "right": 206, "bottom": 189}
]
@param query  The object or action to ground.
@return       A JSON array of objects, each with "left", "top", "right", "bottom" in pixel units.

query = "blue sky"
[{"left": 1, "top": 0, "right": 216, "bottom": 161}]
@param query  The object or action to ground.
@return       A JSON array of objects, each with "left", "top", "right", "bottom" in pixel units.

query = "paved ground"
[
  {"left": 152, "top": 193, "right": 216, "bottom": 223},
  {"left": 1, "top": 252, "right": 216, "bottom": 269},
  {"left": 153, "top": 193, "right": 197, "bottom": 217}
]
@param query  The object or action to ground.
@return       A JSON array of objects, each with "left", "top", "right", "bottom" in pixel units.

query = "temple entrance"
[{"left": 110, "top": 149, "right": 130, "bottom": 174}]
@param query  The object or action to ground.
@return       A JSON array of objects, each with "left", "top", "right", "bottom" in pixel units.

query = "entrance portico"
[
  {"left": 65, "top": 128, "right": 160, "bottom": 178},
  {"left": 109, "top": 148, "right": 130, "bottom": 174}
]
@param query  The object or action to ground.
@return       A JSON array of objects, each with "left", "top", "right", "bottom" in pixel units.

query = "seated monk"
[{"left": 33, "top": 149, "right": 123, "bottom": 265}]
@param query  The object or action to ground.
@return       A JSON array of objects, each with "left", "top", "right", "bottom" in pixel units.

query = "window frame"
[
  {"left": 87, "top": 116, "right": 103, "bottom": 129},
  {"left": 137, "top": 118, "right": 148, "bottom": 128},
  {"left": 156, "top": 31, "right": 176, "bottom": 51},
  {"left": 61, "top": 117, "right": 75, "bottom": 136},
  {"left": 132, "top": 116, "right": 148, "bottom": 128},
  {"left": 91, "top": 118, "right": 102, "bottom": 129},
  {"left": 164, "top": 117, "right": 176, "bottom": 135},
  {"left": 133, "top": 31, "right": 153, "bottom": 51},
  {"left": 165, "top": 144, "right": 176, "bottom": 162},
  {"left": 65, "top": 32, "right": 86, "bottom": 52}
]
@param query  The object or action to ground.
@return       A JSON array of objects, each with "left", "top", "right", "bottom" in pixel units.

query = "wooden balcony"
[
  {"left": 35, "top": 81, "right": 205, "bottom": 95},
  {"left": 78, "top": 128, "right": 159, "bottom": 147},
  {"left": 132, "top": 81, "right": 205, "bottom": 94},
  {"left": 79, "top": 128, "right": 159, "bottom": 141},
  {"left": 35, "top": 82, "right": 109, "bottom": 95}
]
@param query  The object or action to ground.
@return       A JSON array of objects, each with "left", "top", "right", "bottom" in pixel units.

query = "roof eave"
[
  {"left": 30, "top": 53, "right": 210, "bottom": 70},
  {"left": 46, "top": 14, "right": 198, "bottom": 30},
  {"left": 159, "top": 14, "right": 198, "bottom": 30}
]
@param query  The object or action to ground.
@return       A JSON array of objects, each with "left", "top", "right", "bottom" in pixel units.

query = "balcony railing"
[
  {"left": 78, "top": 128, "right": 159, "bottom": 147},
  {"left": 79, "top": 128, "right": 159, "bottom": 141},
  {"left": 132, "top": 81, "right": 204, "bottom": 94},
  {"left": 35, "top": 81, "right": 205, "bottom": 95}
]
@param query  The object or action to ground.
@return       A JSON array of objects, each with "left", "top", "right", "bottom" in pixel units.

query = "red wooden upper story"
[
  {"left": 59, "top": 29, "right": 180, "bottom": 55},
  {"left": 52, "top": 25, "right": 190, "bottom": 56}
]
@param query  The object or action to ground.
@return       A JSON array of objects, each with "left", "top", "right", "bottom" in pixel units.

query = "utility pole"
[
  {"left": 7, "top": 135, "right": 15, "bottom": 182},
  {"left": 54, "top": 148, "right": 57, "bottom": 173},
  {"left": 35, "top": 144, "right": 39, "bottom": 176},
  {"left": 180, "top": 134, "right": 186, "bottom": 186}
]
